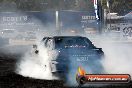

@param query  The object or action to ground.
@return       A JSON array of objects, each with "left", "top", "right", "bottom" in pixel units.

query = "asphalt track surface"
[{"left": 0, "top": 46, "right": 132, "bottom": 88}]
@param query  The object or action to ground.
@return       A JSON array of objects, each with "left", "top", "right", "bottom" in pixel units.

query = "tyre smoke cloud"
[
  {"left": 90, "top": 35, "right": 132, "bottom": 76},
  {"left": 0, "top": 11, "right": 131, "bottom": 86},
  {"left": 16, "top": 40, "right": 58, "bottom": 80},
  {"left": 0, "top": 12, "right": 59, "bottom": 80}
]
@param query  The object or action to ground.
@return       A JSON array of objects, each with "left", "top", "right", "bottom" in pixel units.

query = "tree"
[
  {"left": 111, "top": 0, "right": 132, "bottom": 15},
  {"left": 99, "top": 0, "right": 132, "bottom": 15}
]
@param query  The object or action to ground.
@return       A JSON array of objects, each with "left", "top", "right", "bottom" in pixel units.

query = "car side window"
[
  {"left": 65, "top": 38, "right": 75, "bottom": 46},
  {"left": 55, "top": 38, "right": 64, "bottom": 49}
]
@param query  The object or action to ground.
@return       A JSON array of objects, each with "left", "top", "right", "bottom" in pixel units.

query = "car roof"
[
  {"left": 43, "top": 36, "right": 87, "bottom": 39},
  {"left": 41, "top": 36, "right": 90, "bottom": 42},
  {"left": 54, "top": 36, "right": 84, "bottom": 38}
]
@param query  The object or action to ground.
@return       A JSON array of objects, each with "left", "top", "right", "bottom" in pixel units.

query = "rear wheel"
[{"left": 76, "top": 76, "right": 87, "bottom": 86}]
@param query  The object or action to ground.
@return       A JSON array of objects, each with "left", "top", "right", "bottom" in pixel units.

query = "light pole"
[
  {"left": 107, "top": 0, "right": 111, "bottom": 31},
  {"left": 56, "top": 10, "right": 60, "bottom": 35}
]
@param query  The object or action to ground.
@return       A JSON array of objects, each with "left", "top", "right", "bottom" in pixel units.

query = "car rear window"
[{"left": 55, "top": 37, "right": 92, "bottom": 49}]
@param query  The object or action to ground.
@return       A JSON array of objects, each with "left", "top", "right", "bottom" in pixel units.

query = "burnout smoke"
[
  {"left": 91, "top": 35, "right": 132, "bottom": 76},
  {"left": 16, "top": 40, "right": 58, "bottom": 80},
  {"left": 4, "top": 11, "right": 59, "bottom": 80}
]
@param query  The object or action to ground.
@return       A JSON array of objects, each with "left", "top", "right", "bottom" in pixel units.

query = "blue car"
[{"left": 33, "top": 36, "right": 104, "bottom": 78}]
